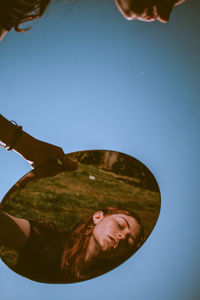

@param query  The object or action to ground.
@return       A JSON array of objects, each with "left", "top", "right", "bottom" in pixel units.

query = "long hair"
[
  {"left": 63, "top": 207, "right": 144, "bottom": 281},
  {"left": 0, "top": 0, "right": 51, "bottom": 32}
]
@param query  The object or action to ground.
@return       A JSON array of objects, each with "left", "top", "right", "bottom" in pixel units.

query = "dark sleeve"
[{"left": 13, "top": 220, "right": 67, "bottom": 283}]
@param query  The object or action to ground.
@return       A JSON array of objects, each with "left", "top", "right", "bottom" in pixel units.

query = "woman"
[
  {"left": 0, "top": 0, "right": 186, "bottom": 41},
  {"left": 0, "top": 207, "right": 144, "bottom": 283},
  {"left": 0, "top": 114, "right": 144, "bottom": 283}
]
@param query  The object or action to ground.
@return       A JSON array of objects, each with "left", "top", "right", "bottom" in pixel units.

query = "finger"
[
  {"left": 60, "top": 156, "right": 78, "bottom": 171},
  {"left": 56, "top": 155, "right": 77, "bottom": 171},
  {"left": 156, "top": 2, "right": 174, "bottom": 23},
  {"left": 33, "top": 157, "right": 77, "bottom": 179}
]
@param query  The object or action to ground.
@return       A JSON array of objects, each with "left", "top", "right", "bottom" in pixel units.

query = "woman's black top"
[{"left": 13, "top": 220, "right": 74, "bottom": 284}]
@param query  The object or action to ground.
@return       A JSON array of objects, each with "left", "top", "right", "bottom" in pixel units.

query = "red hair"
[{"left": 63, "top": 207, "right": 144, "bottom": 281}]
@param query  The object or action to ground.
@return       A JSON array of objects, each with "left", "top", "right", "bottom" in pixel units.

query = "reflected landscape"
[{"left": 0, "top": 150, "right": 160, "bottom": 283}]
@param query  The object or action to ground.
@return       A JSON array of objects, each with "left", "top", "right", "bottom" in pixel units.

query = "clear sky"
[{"left": 0, "top": 0, "right": 200, "bottom": 299}]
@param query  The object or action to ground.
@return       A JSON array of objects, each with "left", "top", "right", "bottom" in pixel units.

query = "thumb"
[
  {"left": 57, "top": 156, "right": 78, "bottom": 172},
  {"left": 33, "top": 157, "right": 77, "bottom": 179}
]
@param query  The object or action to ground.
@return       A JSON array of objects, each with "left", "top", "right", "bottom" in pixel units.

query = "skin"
[
  {"left": 0, "top": 114, "right": 77, "bottom": 174},
  {"left": 0, "top": 0, "right": 186, "bottom": 42},
  {"left": 84, "top": 211, "right": 141, "bottom": 264},
  {"left": 0, "top": 210, "right": 30, "bottom": 250},
  {"left": 115, "top": 0, "right": 186, "bottom": 23},
  {"left": 0, "top": 28, "right": 8, "bottom": 41},
  {"left": 0, "top": 114, "right": 77, "bottom": 250}
]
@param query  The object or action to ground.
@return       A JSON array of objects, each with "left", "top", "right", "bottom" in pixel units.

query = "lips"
[{"left": 108, "top": 236, "right": 118, "bottom": 249}]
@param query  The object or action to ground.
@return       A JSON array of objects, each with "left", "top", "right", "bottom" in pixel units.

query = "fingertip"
[
  {"left": 57, "top": 158, "right": 64, "bottom": 165},
  {"left": 157, "top": 16, "right": 169, "bottom": 23}
]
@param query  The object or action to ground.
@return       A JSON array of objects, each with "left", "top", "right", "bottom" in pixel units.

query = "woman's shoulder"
[
  {"left": 19, "top": 219, "right": 67, "bottom": 256},
  {"left": 14, "top": 219, "right": 73, "bottom": 283},
  {"left": 29, "top": 219, "right": 59, "bottom": 235},
  {"left": 28, "top": 219, "right": 71, "bottom": 246}
]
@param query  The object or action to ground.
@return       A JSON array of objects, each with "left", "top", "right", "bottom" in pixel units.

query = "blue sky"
[{"left": 0, "top": 0, "right": 199, "bottom": 299}]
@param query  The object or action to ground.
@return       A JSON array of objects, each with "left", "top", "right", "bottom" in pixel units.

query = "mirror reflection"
[{"left": 0, "top": 150, "right": 160, "bottom": 283}]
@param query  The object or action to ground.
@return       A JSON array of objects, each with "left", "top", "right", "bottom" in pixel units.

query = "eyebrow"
[
  {"left": 121, "top": 217, "right": 130, "bottom": 229},
  {"left": 121, "top": 217, "right": 136, "bottom": 241}
]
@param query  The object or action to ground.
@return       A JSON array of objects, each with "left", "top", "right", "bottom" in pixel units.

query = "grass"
[{"left": 0, "top": 162, "right": 160, "bottom": 269}]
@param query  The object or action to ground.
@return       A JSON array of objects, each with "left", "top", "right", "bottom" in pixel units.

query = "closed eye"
[
  {"left": 117, "top": 222, "right": 123, "bottom": 229},
  {"left": 116, "top": 218, "right": 127, "bottom": 229}
]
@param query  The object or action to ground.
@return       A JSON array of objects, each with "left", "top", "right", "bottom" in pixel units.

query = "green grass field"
[{"left": 0, "top": 163, "right": 160, "bottom": 268}]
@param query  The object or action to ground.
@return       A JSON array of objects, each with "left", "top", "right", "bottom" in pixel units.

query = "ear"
[{"left": 93, "top": 211, "right": 104, "bottom": 224}]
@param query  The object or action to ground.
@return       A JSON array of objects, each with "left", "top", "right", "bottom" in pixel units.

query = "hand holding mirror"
[{"left": 0, "top": 115, "right": 160, "bottom": 283}]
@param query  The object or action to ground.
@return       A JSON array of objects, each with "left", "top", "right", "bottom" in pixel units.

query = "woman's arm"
[
  {"left": 0, "top": 210, "right": 30, "bottom": 250},
  {"left": 0, "top": 114, "right": 68, "bottom": 167},
  {"left": 0, "top": 114, "right": 77, "bottom": 173}
]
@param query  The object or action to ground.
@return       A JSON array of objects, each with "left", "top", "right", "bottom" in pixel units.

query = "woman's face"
[
  {"left": 85, "top": 212, "right": 142, "bottom": 263},
  {"left": 115, "top": 0, "right": 185, "bottom": 23}
]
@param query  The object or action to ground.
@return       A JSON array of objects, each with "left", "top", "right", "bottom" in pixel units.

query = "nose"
[{"left": 118, "top": 232, "right": 130, "bottom": 241}]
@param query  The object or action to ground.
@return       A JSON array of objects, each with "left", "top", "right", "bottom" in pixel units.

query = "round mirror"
[{"left": 0, "top": 150, "right": 160, "bottom": 283}]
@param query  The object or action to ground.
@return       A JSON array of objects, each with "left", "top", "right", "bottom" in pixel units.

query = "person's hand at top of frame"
[
  {"left": 0, "top": 0, "right": 187, "bottom": 42},
  {"left": 115, "top": 0, "right": 186, "bottom": 23}
]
